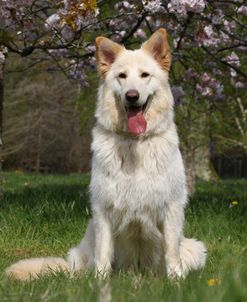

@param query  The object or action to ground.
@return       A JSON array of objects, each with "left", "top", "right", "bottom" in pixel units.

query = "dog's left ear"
[
  {"left": 95, "top": 36, "right": 124, "bottom": 77},
  {"left": 142, "top": 28, "right": 171, "bottom": 71}
]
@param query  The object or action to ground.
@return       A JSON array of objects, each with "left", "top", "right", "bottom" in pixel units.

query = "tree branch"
[{"left": 202, "top": 46, "right": 247, "bottom": 79}]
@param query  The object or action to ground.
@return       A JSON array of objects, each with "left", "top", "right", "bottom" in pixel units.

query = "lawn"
[{"left": 0, "top": 172, "right": 247, "bottom": 302}]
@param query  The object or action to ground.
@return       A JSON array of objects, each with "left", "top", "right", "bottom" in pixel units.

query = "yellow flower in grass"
[
  {"left": 207, "top": 278, "right": 220, "bottom": 286},
  {"left": 230, "top": 200, "right": 238, "bottom": 207}
]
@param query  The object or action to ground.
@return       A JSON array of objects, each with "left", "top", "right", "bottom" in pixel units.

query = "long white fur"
[
  {"left": 5, "top": 30, "right": 206, "bottom": 281},
  {"left": 5, "top": 257, "right": 69, "bottom": 281}
]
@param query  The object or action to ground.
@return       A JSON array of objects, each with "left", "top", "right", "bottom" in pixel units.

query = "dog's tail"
[
  {"left": 5, "top": 257, "right": 70, "bottom": 281},
  {"left": 180, "top": 238, "right": 207, "bottom": 277},
  {"left": 5, "top": 220, "right": 95, "bottom": 281}
]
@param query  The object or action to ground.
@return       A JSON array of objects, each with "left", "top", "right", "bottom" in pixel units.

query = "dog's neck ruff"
[{"left": 115, "top": 129, "right": 152, "bottom": 139}]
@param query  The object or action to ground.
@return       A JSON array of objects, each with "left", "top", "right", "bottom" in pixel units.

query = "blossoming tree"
[{"left": 0, "top": 0, "right": 246, "bottom": 192}]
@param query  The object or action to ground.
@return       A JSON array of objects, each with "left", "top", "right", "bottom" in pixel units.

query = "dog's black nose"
[{"left": 125, "top": 90, "right": 139, "bottom": 103}]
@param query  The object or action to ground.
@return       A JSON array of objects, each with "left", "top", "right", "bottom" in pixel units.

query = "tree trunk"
[
  {"left": 0, "top": 62, "right": 4, "bottom": 198},
  {"left": 183, "top": 145, "right": 217, "bottom": 196},
  {"left": 195, "top": 145, "right": 214, "bottom": 181},
  {"left": 183, "top": 149, "right": 196, "bottom": 196},
  {"left": 35, "top": 119, "right": 42, "bottom": 173}
]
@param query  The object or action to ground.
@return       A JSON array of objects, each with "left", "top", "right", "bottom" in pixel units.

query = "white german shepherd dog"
[{"left": 6, "top": 29, "right": 206, "bottom": 281}]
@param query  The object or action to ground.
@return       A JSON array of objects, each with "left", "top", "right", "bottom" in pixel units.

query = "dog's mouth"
[{"left": 125, "top": 100, "right": 148, "bottom": 135}]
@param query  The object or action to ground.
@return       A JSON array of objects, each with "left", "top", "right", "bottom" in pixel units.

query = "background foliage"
[{"left": 0, "top": 0, "right": 246, "bottom": 190}]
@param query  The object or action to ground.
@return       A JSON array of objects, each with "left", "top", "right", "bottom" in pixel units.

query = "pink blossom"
[
  {"left": 211, "top": 9, "right": 224, "bottom": 25},
  {"left": 109, "top": 20, "right": 117, "bottom": 28},
  {"left": 168, "top": 0, "right": 206, "bottom": 16},
  {"left": 168, "top": 0, "right": 187, "bottom": 15},
  {"left": 219, "top": 31, "right": 230, "bottom": 45},
  {"left": 234, "top": 81, "right": 245, "bottom": 88},
  {"left": 68, "top": 60, "right": 87, "bottom": 86},
  {"left": 142, "top": 0, "right": 164, "bottom": 13},
  {"left": 204, "top": 25, "right": 213, "bottom": 37},
  {"left": 153, "top": 19, "right": 162, "bottom": 28},
  {"left": 0, "top": 46, "right": 8, "bottom": 64},
  {"left": 173, "top": 37, "right": 179, "bottom": 48},
  {"left": 87, "top": 56, "right": 96, "bottom": 70},
  {"left": 0, "top": 0, "right": 245, "bottom": 94},
  {"left": 0, "top": 0, "right": 33, "bottom": 27},
  {"left": 237, "top": 5, "right": 247, "bottom": 15},
  {"left": 47, "top": 49, "right": 68, "bottom": 57},
  {"left": 230, "top": 68, "right": 237, "bottom": 78},
  {"left": 225, "top": 52, "right": 240, "bottom": 67},
  {"left": 85, "top": 45, "right": 96, "bottom": 53},
  {"left": 134, "top": 29, "right": 147, "bottom": 39},
  {"left": 196, "top": 84, "right": 212, "bottom": 97},
  {"left": 45, "top": 14, "right": 60, "bottom": 30},
  {"left": 185, "top": 68, "right": 198, "bottom": 79},
  {"left": 0, "top": 52, "right": 6, "bottom": 64},
  {"left": 198, "top": 25, "right": 219, "bottom": 47},
  {"left": 172, "top": 86, "right": 185, "bottom": 105},
  {"left": 122, "top": 1, "right": 131, "bottom": 9},
  {"left": 202, "top": 72, "right": 211, "bottom": 83},
  {"left": 61, "top": 26, "right": 75, "bottom": 41},
  {"left": 223, "top": 20, "right": 236, "bottom": 33},
  {"left": 196, "top": 72, "right": 224, "bottom": 98},
  {"left": 116, "top": 30, "right": 126, "bottom": 38},
  {"left": 63, "top": 0, "right": 70, "bottom": 11},
  {"left": 115, "top": 1, "right": 135, "bottom": 11}
]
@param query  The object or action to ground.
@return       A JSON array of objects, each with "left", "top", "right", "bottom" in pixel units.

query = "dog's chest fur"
[{"left": 90, "top": 124, "right": 187, "bottom": 237}]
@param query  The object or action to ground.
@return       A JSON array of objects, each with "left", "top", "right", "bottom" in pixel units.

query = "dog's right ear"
[
  {"left": 95, "top": 37, "right": 124, "bottom": 77},
  {"left": 141, "top": 29, "right": 171, "bottom": 72}
]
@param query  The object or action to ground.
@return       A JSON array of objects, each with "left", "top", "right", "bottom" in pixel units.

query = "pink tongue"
[{"left": 127, "top": 107, "right": 147, "bottom": 135}]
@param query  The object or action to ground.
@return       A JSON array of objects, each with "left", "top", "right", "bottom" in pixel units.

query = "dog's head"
[{"left": 95, "top": 29, "right": 173, "bottom": 136}]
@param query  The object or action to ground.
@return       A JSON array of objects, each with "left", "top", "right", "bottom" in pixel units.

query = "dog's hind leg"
[{"left": 68, "top": 219, "right": 95, "bottom": 274}]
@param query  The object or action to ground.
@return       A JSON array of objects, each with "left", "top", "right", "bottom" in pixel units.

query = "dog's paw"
[
  {"left": 95, "top": 263, "right": 112, "bottom": 280},
  {"left": 166, "top": 260, "right": 184, "bottom": 280}
]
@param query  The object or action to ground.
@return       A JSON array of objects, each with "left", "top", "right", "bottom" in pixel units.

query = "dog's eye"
[
  {"left": 118, "top": 73, "right": 127, "bottom": 79},
  {"left": 141, "top": 72, "right": 150, "bottom": 78}
]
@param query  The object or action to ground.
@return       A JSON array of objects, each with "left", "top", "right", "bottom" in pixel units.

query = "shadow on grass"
[
  {"left": 1, "top": 181, "right": 91, "bottom": 221},
  {"left": 1, "top": 175, "right": 247, "bottom": 221}
]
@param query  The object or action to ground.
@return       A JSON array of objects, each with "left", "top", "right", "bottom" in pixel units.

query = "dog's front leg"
[
  {"left": 93, "top": 212, "right": 113, "bottom": 279},
  {"left": 164, "top": 202, "right": 185, "bottom": 279}
]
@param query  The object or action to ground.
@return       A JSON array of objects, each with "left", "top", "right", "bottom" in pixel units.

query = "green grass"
[{"left": 0, "top": 172, "right": 247, "bottom": 302}]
